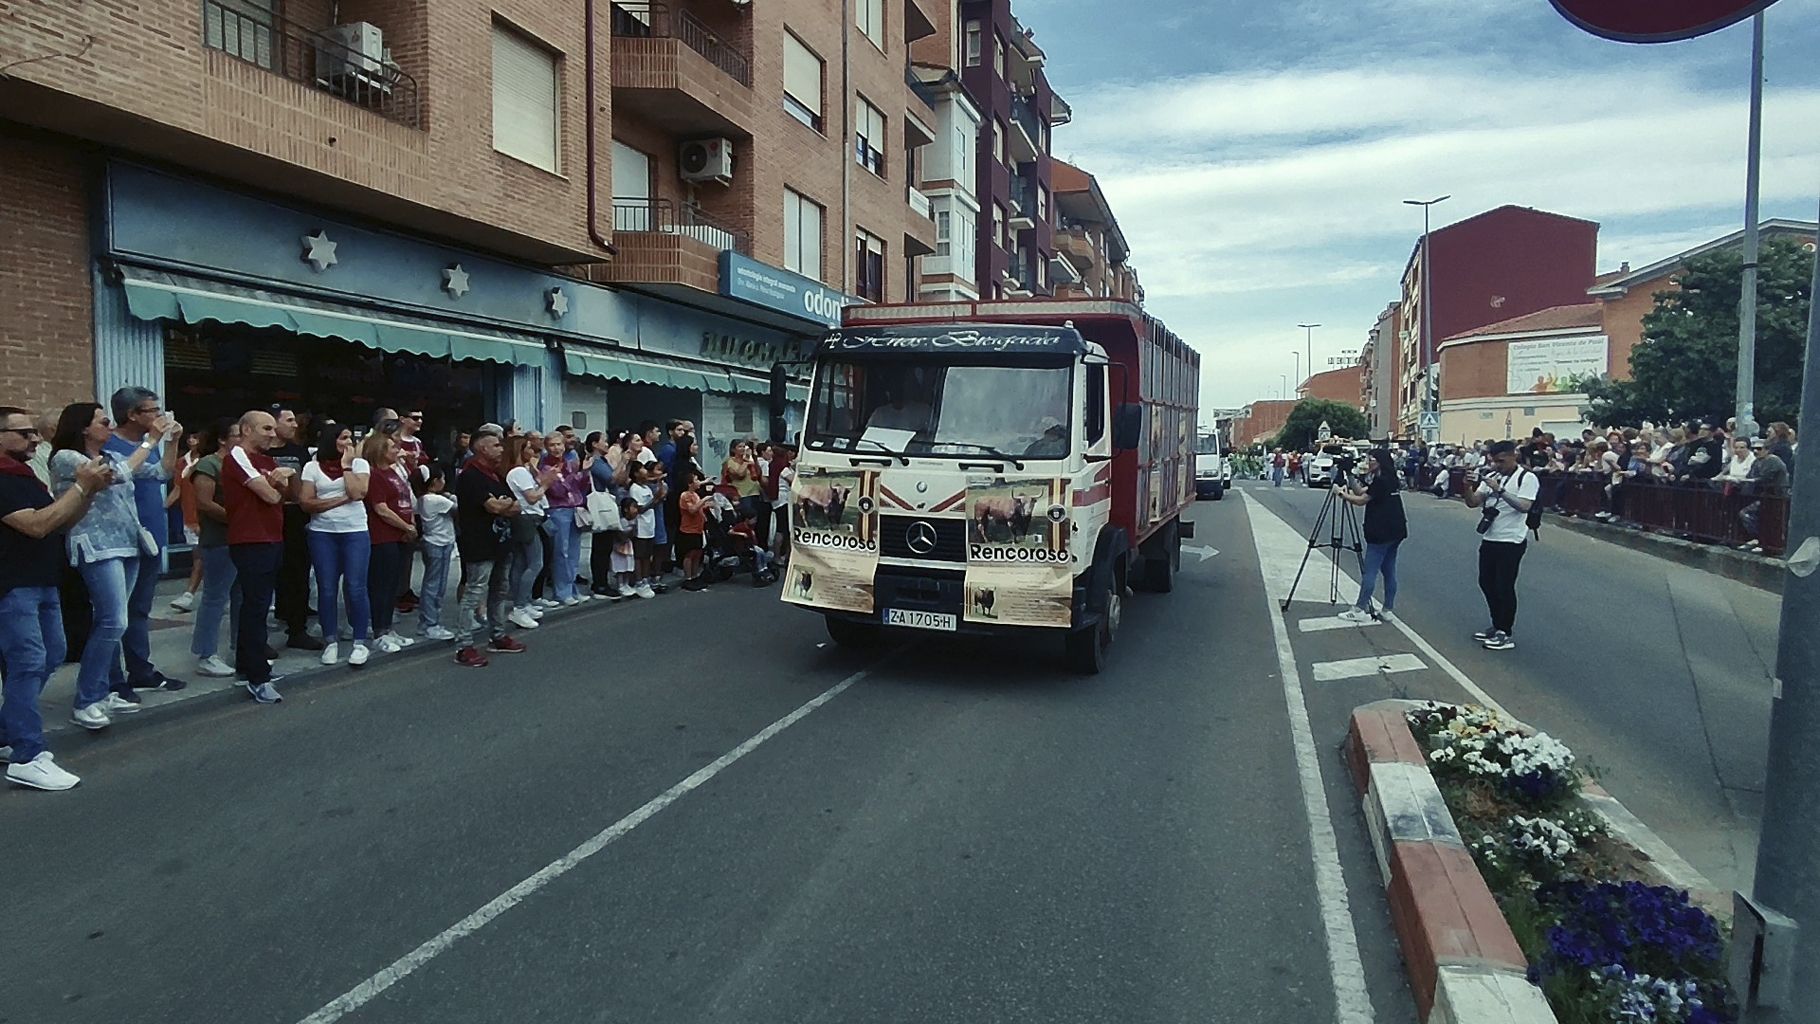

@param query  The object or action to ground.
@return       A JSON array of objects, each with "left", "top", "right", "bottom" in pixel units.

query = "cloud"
[{"left": 1042, "top": 55, "right": 1820, "bottom": 408}]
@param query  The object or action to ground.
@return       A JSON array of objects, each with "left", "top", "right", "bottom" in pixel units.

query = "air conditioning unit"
[
  {"left": 679, "top": 138, "right": 735, "bottom": 185},
  {"left": 319, "top": 22, "right": 387, "bottom": 80}
]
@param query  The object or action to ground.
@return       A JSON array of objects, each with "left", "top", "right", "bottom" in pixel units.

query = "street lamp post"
[
  {"left": 1280, "top": 374, "right": 1288, "bottom": 402},
  {"left": 1291, "top": 351, "right": 1301, "bottom": 398},
  {"left": 1296, "top": 323, "right": 1320, "bottom": 393},
  {"left": 1734, "top": 11, "right": 1766, "bottom": 441},
  {"left": 1404, "top": 196, "right": 1450, "bottom": 442}
]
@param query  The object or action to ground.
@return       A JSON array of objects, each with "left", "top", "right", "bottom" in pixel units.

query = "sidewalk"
[{"left": 37, "top": 540, "right": 660, "bottom": 738}]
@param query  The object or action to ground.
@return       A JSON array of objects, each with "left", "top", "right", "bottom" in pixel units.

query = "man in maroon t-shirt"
[{"left": 223, "top": 410, "right": 295, "bottom": 701}]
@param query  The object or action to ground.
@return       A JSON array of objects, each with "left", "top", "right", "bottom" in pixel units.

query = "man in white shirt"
[{"left": 1462, "top": 440, "right": 1540, "bottom": 652}]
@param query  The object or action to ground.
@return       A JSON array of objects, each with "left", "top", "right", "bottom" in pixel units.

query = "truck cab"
[{"left": 779, "top": 300, "right": 1199, "bottom": 673}]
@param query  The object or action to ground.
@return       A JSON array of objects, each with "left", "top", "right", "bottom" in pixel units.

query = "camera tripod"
[{"left": 1279, "top": 476, "right": 1366, "bottom": 611}]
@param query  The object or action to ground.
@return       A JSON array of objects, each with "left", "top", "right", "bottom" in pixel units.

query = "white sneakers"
[
  {"left": 375, "top": 635, "right": 403, "bottom": 654},
  {"left": 71, "top": 704, "right": 111, "bottom": 731},
  {"left": 421, "top": 626, "right": 457, "bottom": 642},
  {"left": 383, "top": 630, "right": 415, "bottom": 648},
  {"left": 348, "top": 642, "right": 371, "bottom": 666},
  {"left": 634, "top": 583, "right": 656, "bottom": 599},
  {"left": 196, "top": 655, "right": 235, "bottom": 677},
  {"left": 1336, "top": 607, "right": 1376, "bottom": 624},
  {"left": 7, "top": 752, "right": 80, "bottom": 791},
  {"left": 104, "top": 694, "right": 142, "bottom": 715},
  {"left": 508, "top": 608, "right": 540, "bottom": 630},
  {"left": 562, "top": 596, "right": 585, "bottom": 607},
  {"left": 169, "top": 591, "right": 196, "bottom": 613},
  {"left": 616, "top": 583, "right": 637, "bottom": 599},
  {"left": 535, "top": 598, "right": 561, "bottom": 611},
  {"left": 321, "top": 641, "right": 341, "bottom": 666}
]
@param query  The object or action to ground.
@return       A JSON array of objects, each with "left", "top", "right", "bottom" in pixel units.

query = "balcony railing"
[
  {"left": 201, "top": 0, "right": 421, "bottom": 129},
  {"left": 1010, "top": 95, "right": 1043, "bottom": 150},
  {"left": 613, "top": 197, "right": 751, "bottom": 255},
  {"left": 610, "top": 2, "right": 751, "bottom": 87},
  {"left": 907, "top": 186, "right": 933, "bottom": 220}
]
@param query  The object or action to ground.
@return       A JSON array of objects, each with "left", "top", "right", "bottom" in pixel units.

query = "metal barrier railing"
[{"left": 200, "top": 0, "right": 422, "bottom": 128}]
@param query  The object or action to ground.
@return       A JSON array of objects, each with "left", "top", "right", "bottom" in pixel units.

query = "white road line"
[
  {"left": 1299, "top": 614, "right": 1383, "bottom": 633},
  {"left": 1240, "top": 491, "right": 1377, "bottom": 1023},
  {"left": 1378, "top": 612, "right": 1511, "bottom": 719},
  {"left": 295, "top": 666, "right": 874, "bottom": 1024},
  {"left": 1311, "top": 654, "right": 1427, "bottom": 682}
]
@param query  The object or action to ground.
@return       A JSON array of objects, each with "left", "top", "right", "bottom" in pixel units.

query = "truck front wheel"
[
  {"left": 1065, "top": 569, "right": 1120, "bottom": 674},
  {"left": 825, "top": 615, "right": 880, "bottom": 648}
]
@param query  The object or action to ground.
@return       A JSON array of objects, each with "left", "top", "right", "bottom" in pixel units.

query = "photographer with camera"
[
  {"left": 1333, "top": 447, "right": 1407, "bottom": 624},
  {"left": 1462, "top": 440, "right": 1539, "bottom": 652}
]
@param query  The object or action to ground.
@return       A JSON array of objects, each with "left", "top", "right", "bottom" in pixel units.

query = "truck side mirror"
[{"left": 1113, "top": 403, "right": 1142, "bottom": 451}]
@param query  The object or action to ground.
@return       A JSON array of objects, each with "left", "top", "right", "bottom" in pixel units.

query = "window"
[
  {"left": 854, "top": 96, "right": 886, "bottom": 176},
  {"left": 1037, "top": 185, "right": 1049, "bottom": 224},
  {"left": 856, "top": 0, "right": 885, "bottom": 49},
  {"left": 205, "top": 0, "right": 279, "bottom": 69},
  {"left": 492, "top": 23, "right": 561, "bottom": 173},
  {"left": 954, "top": 123, "right": 973, "bottom": 185},
  {"left": 612, "top": 140, "right": 653, "bottom": 230},
  {"left": 1085, "top": 366, "right": 1106, "bottom": 445},
  {"left": 964, "top": 20, "right": 981, "bottom": 66},
  {"left": 784, "top": 32, "right": 824, "bottom": 132},
  {"left": 992, "top": 119, "right": 1005, "bottom": 166},
  {"left": 784, "top": 189, "right": 824, "bottom": 280},
  {"left": 993, "top": 33, "right": 1006, "bottom": 77},
  {"left": 855, "top": 229, "right": 885, "bottom": 302},
  {"left": 1036, "top": 252, "right": 1047, "bottom": 288},
  {"left": 934, "top": 210, "right": 952, "bottom": 257},
  {"left": 994, "top": 203, "right": 1007, "bottom": 249}
]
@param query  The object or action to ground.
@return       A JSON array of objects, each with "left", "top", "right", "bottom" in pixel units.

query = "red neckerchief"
[
  {"left": 0, "top": 452, "right": 42, "bottom": 481},
  {"left": 465, "top": 459, "right": 502, "bottom": 483},
  {"left": 317, "top": 458, "right": 346, "bottom": 480}
]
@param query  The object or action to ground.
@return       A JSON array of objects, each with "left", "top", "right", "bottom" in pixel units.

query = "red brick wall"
[
  {"left": 1438, "top": 340, "right": 1508, "bottom": 400},
  {"left": 0, "top": 130, "right": 94, "bottom": 413},
  {"left": 1301, "top": 366, "right": 1363, "bottom": 405}
]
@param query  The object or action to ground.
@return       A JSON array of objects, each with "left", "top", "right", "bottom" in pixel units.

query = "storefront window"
[{"left": 163, "top": 322, "right": 488, "bottom": 459}]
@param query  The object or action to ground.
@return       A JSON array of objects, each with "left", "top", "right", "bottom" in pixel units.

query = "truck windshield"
[{"left": 808, "top": 360, "right": 1073, "bottom": 460}]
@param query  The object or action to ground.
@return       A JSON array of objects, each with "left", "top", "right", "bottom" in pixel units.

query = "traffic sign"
[
  {"left": 1418, "top": 411, "right": 1440, "bottom": 431},
  {"left": 1548, "top": 0, "right": 1780, "bottom": 43}
]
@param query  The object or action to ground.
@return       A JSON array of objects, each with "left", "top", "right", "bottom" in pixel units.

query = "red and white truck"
[{"left": 778, "top": 298, "right": 1200, "bottom": 672}]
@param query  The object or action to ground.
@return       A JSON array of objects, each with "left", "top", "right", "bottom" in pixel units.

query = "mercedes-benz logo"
[{"left": 906, "top": 520, "right": 939, "bottom": 556}]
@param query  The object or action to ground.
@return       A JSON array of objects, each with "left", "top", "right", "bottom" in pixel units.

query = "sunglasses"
[
  {"left": 0, "top": 427, "right": 42, "bottom": 439},
  {"left": 380, "top": 420, "right": 402, "bottom": 435}
]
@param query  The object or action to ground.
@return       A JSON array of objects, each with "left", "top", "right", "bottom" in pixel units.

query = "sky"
[{"left": 1018, "top": 0, "right": 1820, "bottom": 415}]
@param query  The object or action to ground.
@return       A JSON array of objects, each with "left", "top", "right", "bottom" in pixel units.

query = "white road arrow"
[{"left": 1185, "top": 545, "right": 1220, "bottom": 564}]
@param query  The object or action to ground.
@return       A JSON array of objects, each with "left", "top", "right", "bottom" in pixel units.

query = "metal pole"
[
  {"left": 1292, "top": 351, "right": 1301, "bottom": 396},
  {"left": 1735, "top": 12, "right": 1766, "bottom": 440},
  {"left": 1298, "top": 323, "right": 1321, "bottom": 392},
  {"left": 1405, "top": 196, "right": 1449, "bottom": 443},
  {"left": 1744, "top": 205, "right": 1820, "bottom": 1020}
]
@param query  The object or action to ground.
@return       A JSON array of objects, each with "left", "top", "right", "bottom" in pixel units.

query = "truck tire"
[
  {"left": 825, "top": 615, "right": 879, "bottom": 648},
  {"left": 1065, "top": 563, "right": 1120, "bottom": 674},
  {"left": 1211, "top": 482, "right": 1225, "bottom": 501},
  {"left": 1139, "top": 522, "right": 1176, "bottom": 593}
]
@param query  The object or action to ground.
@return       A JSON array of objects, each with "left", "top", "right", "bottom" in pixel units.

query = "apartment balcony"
[
  {"left": 907, "top": 186, "right": 934, "bottom": 221},
  {"left": 595, "top": 198, "right": 751, "bottom": 294},
  {"left": 200, "top": 0, "right": 421, "bottom": 128},
  {"left": 1009, "top": 95, "right": 1042, "bottom": 161},
  {"left": 610, "top": 2, "right": 754, "bottom": 138},
  {"left": 1056, "top": 227, "right": 1096, "bottom": 270},
  {"left": 1008, "top": 175, "right": 1037, "bottom": 231}
]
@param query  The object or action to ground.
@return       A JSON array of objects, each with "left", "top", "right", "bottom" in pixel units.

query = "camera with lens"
[
  {"left": 1332, "top": 451, "right": 1358, "bottom": 478},
  {"left": 1476, "top": 505, "right": 1500, "bottom": 534}
]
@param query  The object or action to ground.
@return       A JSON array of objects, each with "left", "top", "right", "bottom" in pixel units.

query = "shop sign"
[
  {"left": 701, "top": 331, "right": 793, "bottom": 370},
  {"left": 1506, "top": 335, "right": 1608, "bottom": 395},
  {"left": 719, "top": 251, "right": 853, "bottom": 327}
]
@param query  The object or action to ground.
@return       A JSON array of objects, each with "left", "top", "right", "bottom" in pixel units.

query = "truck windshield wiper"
[
  {"left": 848, "top": 436, "right": 909, "bottom": 465},
  {"left": 940, "top": 442, "right": 1026, "bottom": 471}
]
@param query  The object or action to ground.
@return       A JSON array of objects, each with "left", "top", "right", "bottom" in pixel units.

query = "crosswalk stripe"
[
  {"left": 1299, "top": 614, "right": 1382, "bottom": 633},
  {"left": 1310, "top": 653, "right": 1427, "bottom": 682}
]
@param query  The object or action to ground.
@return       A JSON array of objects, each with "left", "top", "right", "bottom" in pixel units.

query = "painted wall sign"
[
  {"left": 1548, "top": 0, "right": 1780, "bottom": 42},
  {"left": 1506, "top": 335, "right": 1609, "bottom": 394},
  {"left": 719, "top": 251, "right": 855, "bottom": 328}
]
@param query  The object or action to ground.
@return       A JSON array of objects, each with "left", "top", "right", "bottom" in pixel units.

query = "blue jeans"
[
  {"left": 307, "top": 529, "right": 372, "bottom": 644},
  {"left": 1272, "top": 467, "right": 1284, "bottom": 487},
  {"left": 0, "top": 587, "right": 66, "bottom": 763},
  {"left": 417, "top": 542, "right": 453, "bottom": 631},
  {"left": 75, "top": 556, "right": 138, "bottom": 710},
  {"left": 190, "top": 544, "right": 242, "bottom": 660},
  {"left": 512, "top": 519, "right": 546, "bottom": 607},
  {"left": 1358, "top": 540, "right": 1401, "bottom": 613},
  {"left": 547, "top": 509, "right": 579, "bottom": 601},
  {"left": 124, "top": 552, "right": 163, "bottom": 686}
]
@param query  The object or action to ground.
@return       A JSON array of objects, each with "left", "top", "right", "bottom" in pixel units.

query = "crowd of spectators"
[{"left": 1, "top": 388, "right": 796, "bottom": 793}]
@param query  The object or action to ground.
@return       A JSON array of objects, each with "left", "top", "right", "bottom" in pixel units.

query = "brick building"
[
  {"left": 957, "top": 0, "right": 1068, "bottom": 298},
  {"left": 1296, "top": 365, "right": 1364, "bottom": 406},
  {"left": 1048, "top": 159, "right": 1142, "bottom": 302},
  {"left": 1359, "top": 302, "right": 1400, "bottom": 438},
  {"left": 1395, "top": 205, "right": 1599, "bottom": 437},
  {"left": 0, "top": 0, "right": 969, "bottom": 446},
  {"left": 1229, "top": 399, "right": 1297, "bottom": 450}
]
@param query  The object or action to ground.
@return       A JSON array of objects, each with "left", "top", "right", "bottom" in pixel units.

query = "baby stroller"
[{"left": 702, "top": 487, "right": 777, "bottom": 587}]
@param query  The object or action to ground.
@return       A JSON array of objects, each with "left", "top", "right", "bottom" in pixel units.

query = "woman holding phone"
[{"left": 1333, "top": 447, "right": 1407, "bottom": 623}]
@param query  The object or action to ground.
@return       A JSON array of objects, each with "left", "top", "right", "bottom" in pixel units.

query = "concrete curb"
[
  {"left": 1346, "top": 700, "right": 1553, "bottom": 1023},
  {"left": 1347, "top": 698, "right": 1733, "bottom": 1022}
]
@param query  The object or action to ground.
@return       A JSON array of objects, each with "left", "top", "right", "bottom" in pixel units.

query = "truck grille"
[{"left": 878, "top": 515, "right": 968, "bottom": 563}]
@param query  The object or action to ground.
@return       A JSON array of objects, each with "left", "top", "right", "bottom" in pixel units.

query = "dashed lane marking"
[
  {"left": 1299, "top": 614, "right": 1384, "bottom": 633},
  {"left": 1310, "top": 654, "right": 1427, "bottom": 682}
]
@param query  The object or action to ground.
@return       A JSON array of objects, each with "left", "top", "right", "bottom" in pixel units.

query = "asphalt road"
[
  {"left": 1243, "top": 475, "right": 1778, "bottom": 894},
  {"left": 1, "top": 496, "right": 1428, "bottom": 1024},
  {"left": 3, "top": 482, "right": 1771, "bottom": 1024}
]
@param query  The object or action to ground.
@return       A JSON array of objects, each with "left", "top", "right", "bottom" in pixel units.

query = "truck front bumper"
[{"left": 820, "top": 567, "right": 1093, "bottom": 636}]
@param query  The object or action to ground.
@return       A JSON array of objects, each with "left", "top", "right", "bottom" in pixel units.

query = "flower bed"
[{"left": 1405, "top": 702, "right": 1737, "bottom": 1024}]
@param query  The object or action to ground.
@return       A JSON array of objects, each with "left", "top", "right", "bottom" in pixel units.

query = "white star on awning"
[
  {"left": 301, "top": 231, "right": 338, "bottom": 272},
  {"left": 444, "top": 264, "right": 471, "bottom": 298},
  {"left": 547, "top": 287, "right": 569, "bottom": 319}
]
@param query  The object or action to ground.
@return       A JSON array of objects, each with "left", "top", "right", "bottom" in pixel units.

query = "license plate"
[{"left": 884, "top": 608, "right": 957, "bottom": 631}]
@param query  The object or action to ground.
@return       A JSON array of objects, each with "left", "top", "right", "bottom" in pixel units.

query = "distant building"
[
  {"left": 1230, "top": 400, "right": 1298, "bottom": 450},
  {"left": 1360, "top": 302, "right": 1401, "bottom": 438},
  {"left": 1049, "top": 159, "right": 1142, "bottom": 302},
  {"left": 1297, "top": 365, "right": 1364, "bottom": 406},
  {"left": 1397, "top": 205, "right": 1600, "bottom": 436}
]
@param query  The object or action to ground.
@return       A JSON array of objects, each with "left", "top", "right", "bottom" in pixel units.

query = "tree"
[
  {"left": 1584, "top": 236, "right": 1811, "bottom": 428},
  {"left": 1271, "top": 400, "right": 1370, "bottom": 450}
]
